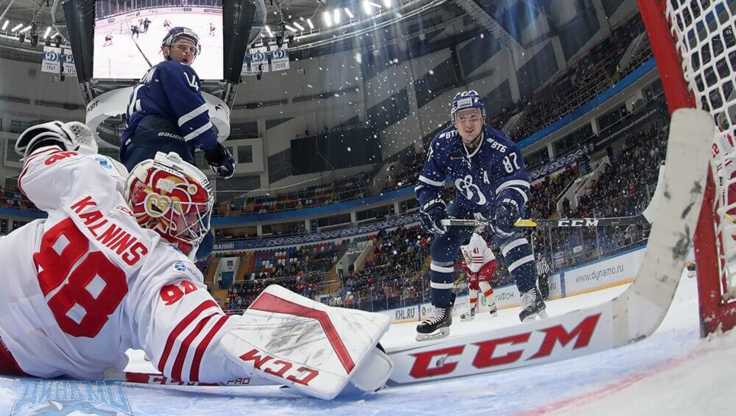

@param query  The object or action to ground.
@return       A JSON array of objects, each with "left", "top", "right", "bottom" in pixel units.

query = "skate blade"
[
  {"left": 416, "top": 327, "right": 450, "bottom": 341},
  {"left": 521, "top": 310, "right": 549, "bottom": 322},
  {"left": 459, "top": 315, "right": 475, "bottom": 322}
]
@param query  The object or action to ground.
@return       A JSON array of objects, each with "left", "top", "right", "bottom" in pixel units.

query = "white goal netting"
[{"left": 665, "top": 0, "right": 736, "bottom": 299}]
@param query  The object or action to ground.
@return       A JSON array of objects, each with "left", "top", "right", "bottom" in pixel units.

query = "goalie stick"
[{"left": 111, "top": 109, "right": 710, "bottom": 396}]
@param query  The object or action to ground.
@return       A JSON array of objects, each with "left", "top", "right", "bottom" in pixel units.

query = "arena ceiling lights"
[{"left": 283, "top": 0, "right": 446, "bottom": 51}]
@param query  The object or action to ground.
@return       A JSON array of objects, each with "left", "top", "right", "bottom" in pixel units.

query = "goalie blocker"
[{"left": 220, "top": 285, "right": 393, "bottom": 399}]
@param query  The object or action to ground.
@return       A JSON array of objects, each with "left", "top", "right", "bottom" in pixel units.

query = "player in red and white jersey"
[
  {"left": 459, "top": 232, "right": 498, "bottom": 321},
  {"left": 0, "top": 121, "right": 392, "bottom": 400},
  {"left": 0, "top": 121, "right": 232, "bottom": 383}
]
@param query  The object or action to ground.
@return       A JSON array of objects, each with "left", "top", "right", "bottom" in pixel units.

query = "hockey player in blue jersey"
[
  {"left": 121, "top": 26, "right": 235, "bottom": 179},
  {"left": 415, "top": 90, "right": 547, "bottom": 340},
  {"left": 121, "top": 26, "right": 234, "bottom": 261}
]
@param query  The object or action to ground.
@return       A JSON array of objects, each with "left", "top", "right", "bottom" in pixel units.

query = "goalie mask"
[{"left": 126, "top": 152, "right": 214, "bottom": 255}]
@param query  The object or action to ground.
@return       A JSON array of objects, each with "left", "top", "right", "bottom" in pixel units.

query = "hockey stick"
[
  {"left": 130, "top": 34, "right": 154, "bottom": 68},
  {"left": 121, "top": 371, "right": 276, "bottom": 388},
  {"left": 441, "top": 215, "right": 647, "bottom": 229}
]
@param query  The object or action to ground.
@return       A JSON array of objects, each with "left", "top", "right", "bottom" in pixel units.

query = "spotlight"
[
  {"left": 264, "top": 25, "right": 273, "bottom": 37},
  {"left": 1, "top": 20, "right": 8, "bottom": 31},
  {"left": 362, "top": 1, "right": 373, "bottom": 15},
  {"left": 11, "top": 23, "right": 23, "bottom": 32},
  {"left": 306, "top": 18, "right": 314, "bottom": 30},
  {"left": 293, "top": 22, "right": 304, "bottom": 31},
  {"left": 322, "top": 11, "right": 332, "bottom": 27}
]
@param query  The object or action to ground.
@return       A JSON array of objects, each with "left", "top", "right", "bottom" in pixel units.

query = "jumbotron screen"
[{"left": 92, "top": 0, "right": 223, "bottom": 80}]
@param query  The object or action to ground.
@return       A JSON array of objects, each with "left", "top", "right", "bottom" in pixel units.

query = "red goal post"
[{"left": 638, "top": 0, "right": 735, "bottom": 335}]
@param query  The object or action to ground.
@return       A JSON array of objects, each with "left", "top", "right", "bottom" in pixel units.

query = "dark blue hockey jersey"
[
  {"left": 415, "top": 125, "right": 530, "bottom": 215},
  {"left": 122, "top": 60, "right": 218, "bottom": 151}
]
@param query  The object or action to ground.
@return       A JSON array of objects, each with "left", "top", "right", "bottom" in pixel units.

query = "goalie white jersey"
[
  {"left": 0, "top": 145, "right": 393, "bottom": 399},
  {"left": 0, "top": 147, "right": 232, "bottom": 382}
]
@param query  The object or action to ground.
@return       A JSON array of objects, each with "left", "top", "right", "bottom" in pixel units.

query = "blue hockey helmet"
[
  {"left": 450, "top": 90, "right": 486, "bottom": 121},
  {"left": 162, "top": 26, "right": 201, "bottom": 57}
]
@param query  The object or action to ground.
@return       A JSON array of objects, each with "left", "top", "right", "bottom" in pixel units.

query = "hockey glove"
[
  {"left": 204, "top": 142, "right": 236, "bottom": 179},
  {"left": 419, "top": 198, "right": 447, "bottom": 235},
  {"left": 492, "top": 198, "right": 520, "bottom": 238}
]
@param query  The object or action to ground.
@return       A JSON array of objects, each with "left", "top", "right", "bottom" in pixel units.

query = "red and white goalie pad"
[{"left": 219, "top": 285, "right": 392, "bottom": 400}]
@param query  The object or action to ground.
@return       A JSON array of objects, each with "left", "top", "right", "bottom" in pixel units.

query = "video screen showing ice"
[{"left": 93, "top": 0, "right": 223, "bottom": 80}]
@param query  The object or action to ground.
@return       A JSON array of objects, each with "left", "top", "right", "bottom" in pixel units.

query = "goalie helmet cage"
[{"left": 637, "top": 0, "right": 735, "bottom": 336}]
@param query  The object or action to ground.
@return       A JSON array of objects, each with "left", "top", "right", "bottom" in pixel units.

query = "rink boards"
[{"left": 384, "top": 246, "right": 645, "bottom": 324}]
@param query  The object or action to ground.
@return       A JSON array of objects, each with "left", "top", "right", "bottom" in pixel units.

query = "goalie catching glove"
[{"left": 14, "top": 121, "right": 99, "bottom": 159}]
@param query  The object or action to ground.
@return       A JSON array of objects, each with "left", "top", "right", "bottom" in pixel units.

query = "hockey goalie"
[
  {"left": 0, "top": 121, "right": 392, "bottom": 400},
  {"left": 458, "top": 232, "right": 498, "bottom": 321}
]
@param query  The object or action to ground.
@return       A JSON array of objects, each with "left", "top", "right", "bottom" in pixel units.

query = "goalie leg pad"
[
  {"left": 219, "top": 330, "right": 346, "bottom": 399},
  {"left": 219, "top": 285, "right": 392, "bottom": 400}
]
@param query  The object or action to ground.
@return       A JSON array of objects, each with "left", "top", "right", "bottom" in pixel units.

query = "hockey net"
[{"left": 639, "top": 0, "right": 736, "bottom": 335}]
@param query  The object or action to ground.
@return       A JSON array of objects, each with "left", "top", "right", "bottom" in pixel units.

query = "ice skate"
[
  {"left": 519, "top": 287, "right": 547, "bottom": 322},
  {"left": 488, "top": 300, "right": 498, "bottom": 317},
  {"left": 459, "top": 305, "right": 476, "bottom": 321},
  {"left": 416, "top": 304, "right": 453, "bottom": 341}
]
